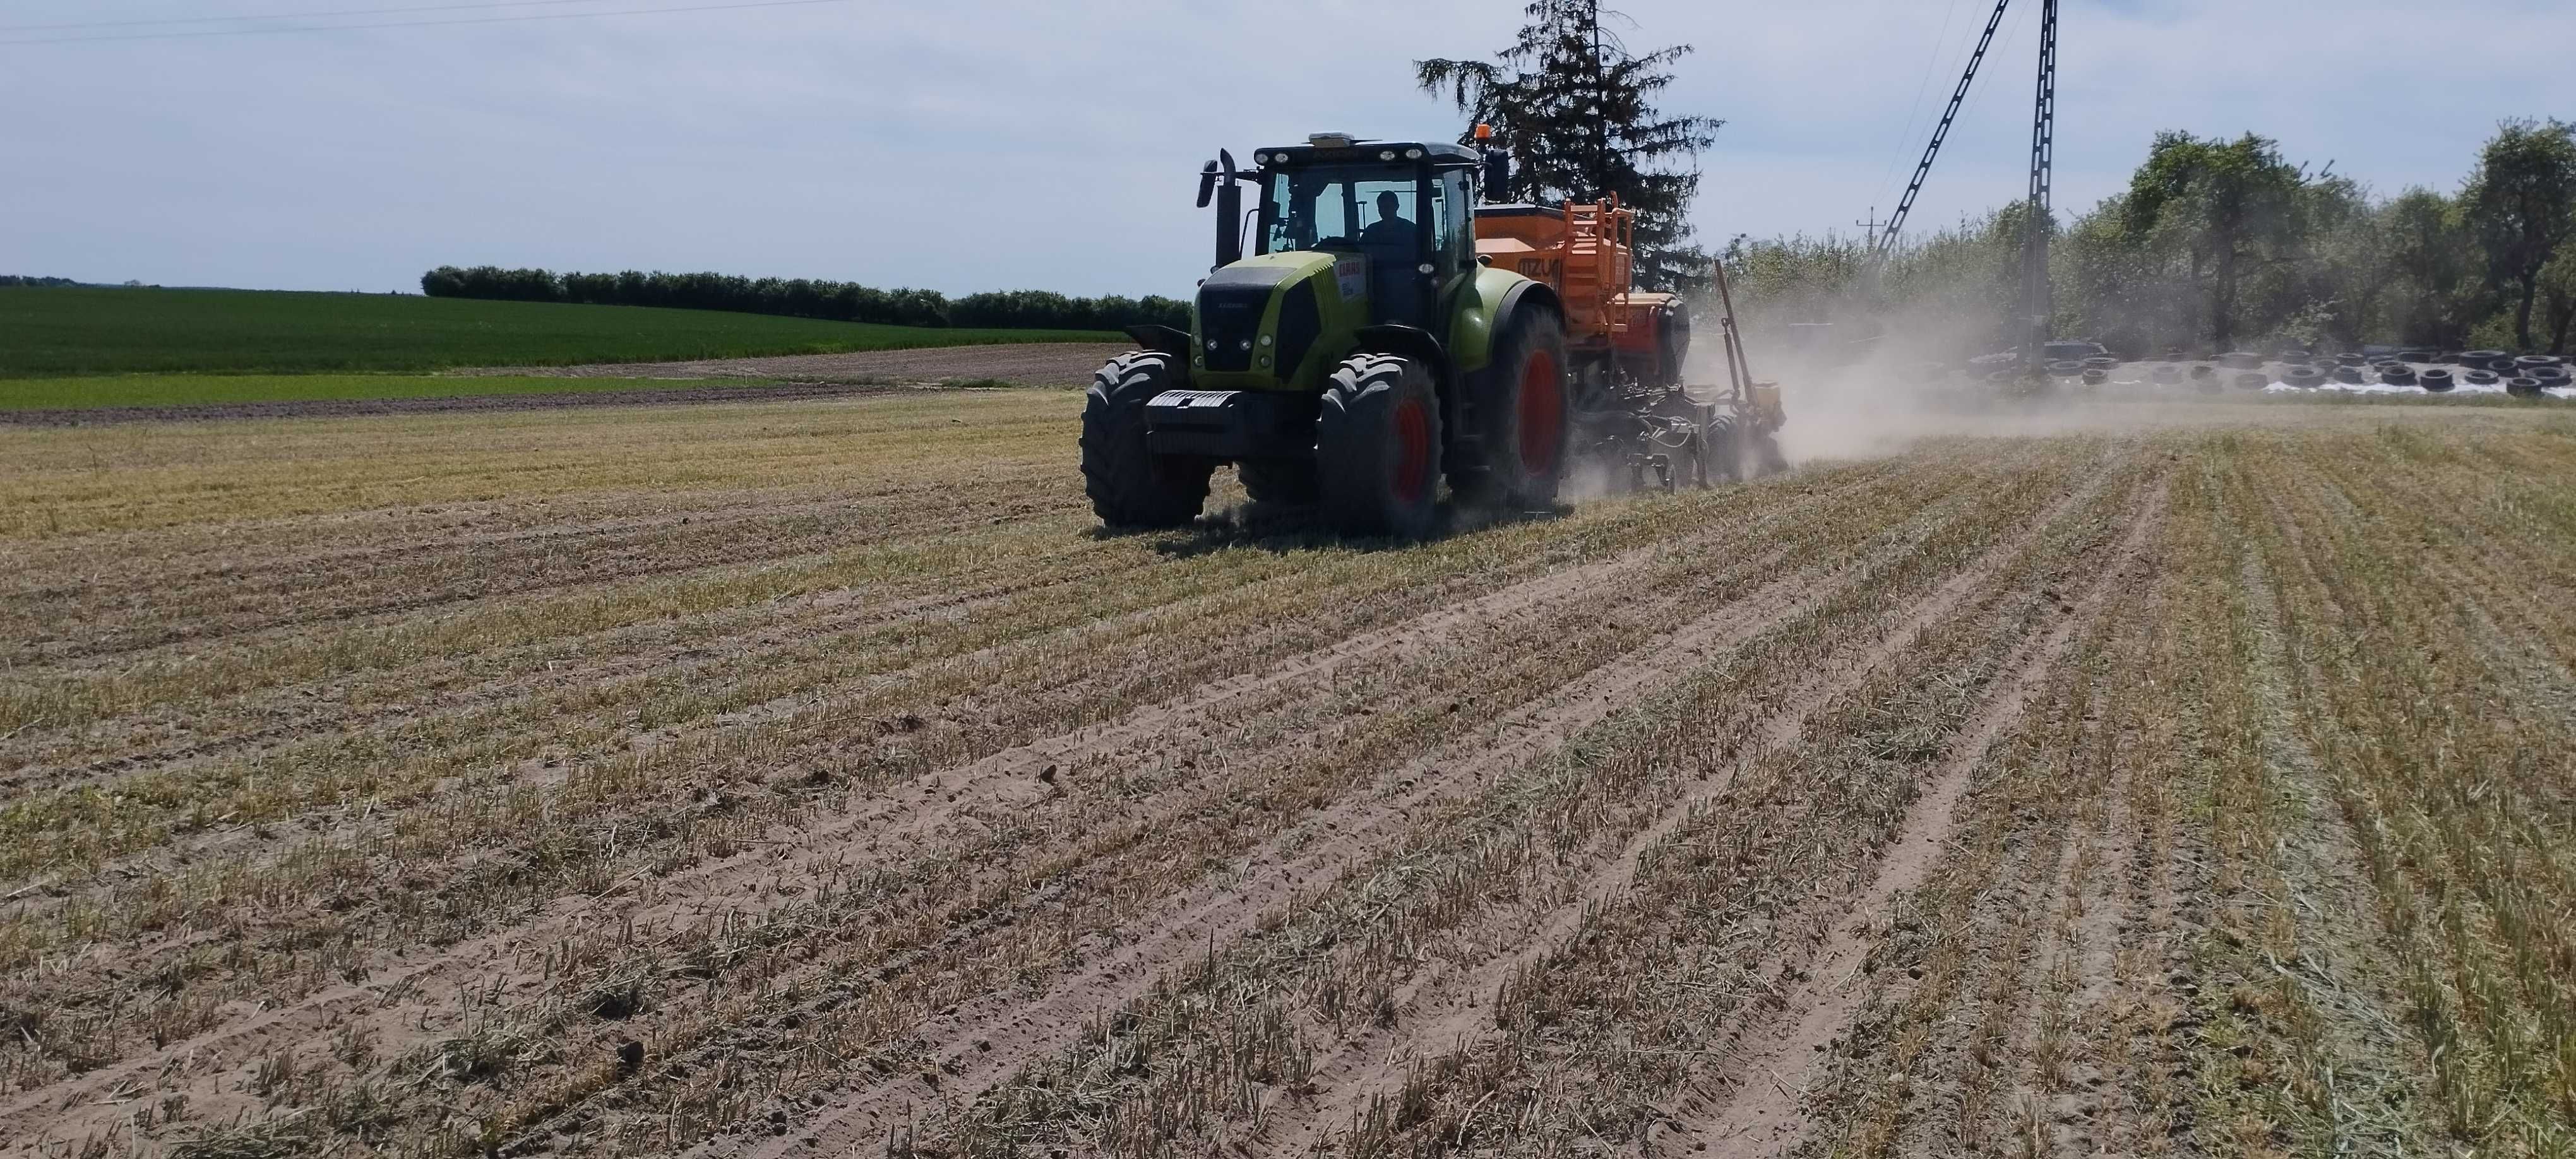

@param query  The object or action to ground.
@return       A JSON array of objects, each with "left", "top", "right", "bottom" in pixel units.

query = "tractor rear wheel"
[
  {"left": 1317, "top": 354, "right": 1442, "bottom": 538},
  {"left": 1453, "top": 304, "right": 1571, "bottom": 510},
  {"left": 1238, "top": 459, "right": 1320, "bottom": 505},
  {"left": 1080, "top": 351, "right": 1211, "bottom": 529}
]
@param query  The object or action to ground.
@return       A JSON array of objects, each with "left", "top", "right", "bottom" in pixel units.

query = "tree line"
[
  {"left": 418, "top": 266, "right": 1188, "bottom": 333},
  {"left": 1729, "top": 119, "right": 2576, "bottom": 357}
]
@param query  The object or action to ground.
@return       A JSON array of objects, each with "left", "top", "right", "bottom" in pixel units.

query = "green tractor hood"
[{"left": 1188, "top": 251, "right": 1368, "bottom": 393}]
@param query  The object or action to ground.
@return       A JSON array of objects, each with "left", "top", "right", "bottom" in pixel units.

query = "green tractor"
[{"left": 1080, "top": 133, "right": 1572, "bottom": 538}]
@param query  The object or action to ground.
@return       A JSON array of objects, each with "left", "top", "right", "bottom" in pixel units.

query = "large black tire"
[
  {"left": 1451, "top": 304, "right": 1571, "bottom": 510},
  {"left": 1080, "top": 351, "right": 1210, "bottom": 529},
  {"left": 1317, "top": 354, "right": 1443, "bottom": 538},
  {"left": 1238, "top": 459, "right": 1320, "bottom": 505}
]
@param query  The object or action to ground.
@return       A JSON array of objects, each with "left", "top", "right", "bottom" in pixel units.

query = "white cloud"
[{"left": 6, "top": 0, "right": 2568, "bottom": 294}]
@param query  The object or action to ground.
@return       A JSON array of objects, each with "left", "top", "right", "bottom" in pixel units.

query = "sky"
[{"left": 7, "top": 0, "right": 2572, "bottom": 297}]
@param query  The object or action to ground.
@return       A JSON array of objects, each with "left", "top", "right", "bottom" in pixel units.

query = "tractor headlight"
[
  {"left": 1258, "top": 333, "right": 1273, "bottom": 347},
  {"left": 1257, "top": 355, "right": 1272, "bottom": 369},
  {"left": 1417, "top": 263, "right": 1434, "bottom": 274},
  {"left": 1405, "top": 148, "right": 1423, "bottom": 159},
  {"left": 1378, "top": 150, "right": 1396, "bottom": 161},
  {"left": 1205, "top": 340, "right": 1218, "bottom": 351}
]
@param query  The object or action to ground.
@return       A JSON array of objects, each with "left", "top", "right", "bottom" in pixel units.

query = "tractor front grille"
[{"left": 1196, "top": 281, "right": 1267, "bottom": 373}]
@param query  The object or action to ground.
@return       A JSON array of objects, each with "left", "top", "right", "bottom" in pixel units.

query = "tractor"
[{"left": 1080, "top": 129, "right": 1783, "bottom": 537}]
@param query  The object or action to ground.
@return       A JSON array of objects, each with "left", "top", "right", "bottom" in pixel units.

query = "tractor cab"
[{"left": 1248, "top": 136, "right": 1481, "bottom": 330}]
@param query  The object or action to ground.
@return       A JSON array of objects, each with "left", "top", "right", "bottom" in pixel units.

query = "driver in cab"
[
  {"left": 1359, "top": 191, "right": 1417, "bottom": 253},
  {"left": 1358, "top": 191, "right": 1421, "bottom": 314}
]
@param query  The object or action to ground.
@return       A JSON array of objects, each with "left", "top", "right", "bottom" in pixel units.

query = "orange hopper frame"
[{"left": 1472, "top": 196, "right": 1685, "bottom": 379}]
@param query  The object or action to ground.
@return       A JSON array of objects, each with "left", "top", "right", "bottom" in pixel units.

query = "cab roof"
[{"left": 1255, "top": 140, "right": 1480, "bottom": 168}]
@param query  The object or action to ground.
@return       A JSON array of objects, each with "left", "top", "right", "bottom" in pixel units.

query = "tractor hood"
[{"left": 1190, "top": 250, "right": 1364, "bottom": 392}]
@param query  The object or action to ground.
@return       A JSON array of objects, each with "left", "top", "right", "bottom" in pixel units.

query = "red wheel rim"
[
  {"left": 1518, "top": 349, "right": 1562, "bottom": 474},
  {"left": 1393, "top": 398, "right": 1432, "bottom": 504}
]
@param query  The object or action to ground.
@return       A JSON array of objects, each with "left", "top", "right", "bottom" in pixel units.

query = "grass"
[
  {"left": 0, "top": 285, "right": 1119, "bottom": 377},
  {"left": 3, "top": 398, "right": 2572, "bottom": 1157},
  {"left": 0, "top": 372, "right": 825, "bottom": 411}
]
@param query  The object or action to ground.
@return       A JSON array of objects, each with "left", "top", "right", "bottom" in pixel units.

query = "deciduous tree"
[{"left": 2465, "top": 118, "right": 2576, "bottom": 350}]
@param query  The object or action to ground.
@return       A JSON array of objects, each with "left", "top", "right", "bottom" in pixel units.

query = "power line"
[
  {"left": 1873, "top": 0, "right": 1967, "bottom": 205},
  {"left": 2, "top": 0, "right": 846, "bottom": 45},
  {"left": 3, "top": 0, "right": 618, "bottom": 34}
]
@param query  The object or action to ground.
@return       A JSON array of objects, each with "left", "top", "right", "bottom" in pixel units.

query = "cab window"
[
  {"left": 1261, "top": 162, "right": 1417, "bottom": 255},
  {"left": 1431, "top": 168, "right": 1472, "bottom": 275}
]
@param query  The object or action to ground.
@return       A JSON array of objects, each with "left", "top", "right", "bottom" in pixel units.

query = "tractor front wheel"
[
  {"left": 1317, "top": 354, "right": 1442, "bottom": 538},
  {"left": 1080, "top": 351, "right": 1211, "bottom": 529}
]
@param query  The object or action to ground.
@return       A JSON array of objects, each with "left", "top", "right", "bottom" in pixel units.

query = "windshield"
[{"left": 1261, "top": 163, "right": 1418, "bottom": 256}]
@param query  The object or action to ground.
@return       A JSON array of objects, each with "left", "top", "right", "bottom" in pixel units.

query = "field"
[
  {"left": 4, "top": 393, "right": 2573, "bottom": 1159},
  {"left": 0, "top": 287, "right": 1120, "bottom": 378},
  {"left": 0, "top": 374, "right": 828, "bottom": 413}
]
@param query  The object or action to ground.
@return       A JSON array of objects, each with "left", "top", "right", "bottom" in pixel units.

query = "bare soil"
[{"left": 1, "top": 397, "right": 2562, "bottom": 1159}]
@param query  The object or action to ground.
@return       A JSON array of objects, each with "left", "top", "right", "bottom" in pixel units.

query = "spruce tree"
[{"left": 1416, "top": 1, "right": 1724, "bottom": 291}]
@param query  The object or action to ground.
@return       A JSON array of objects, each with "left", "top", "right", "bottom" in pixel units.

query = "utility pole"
[
  {"left": 1865, "top": 0, "right": 2013, "bottom": 275},
  {"left": 2018, "top": 0, "right": 2058, "bottom": 371},
  {"left": 1854, "top": 207, "right": 1886, "bottom": 251}
]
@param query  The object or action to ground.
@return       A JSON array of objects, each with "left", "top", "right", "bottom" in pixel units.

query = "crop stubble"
[{"left": 3, "top": 396, "right": 2570, "bottom": 1158}]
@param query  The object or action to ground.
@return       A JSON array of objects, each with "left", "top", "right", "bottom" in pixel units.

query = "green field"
[
  {"left": 0, "top": 374, "right": 834, "bottom": 412},
  {"left": 0, "top": 287, "right": 1119, "bottom": 378}
]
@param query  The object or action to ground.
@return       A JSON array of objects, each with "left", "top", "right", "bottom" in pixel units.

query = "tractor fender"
[
  {"left": 1354, "top": 324, "right": 1451, "bottom": 386},
  {"left": 1465, "top": 279, "right": 1565, "bottom": 419},
  {"left": 1489, "top": 278, "right": 1563, "bottom": 359}
]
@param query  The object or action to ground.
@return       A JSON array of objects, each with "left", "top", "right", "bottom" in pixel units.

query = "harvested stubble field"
[{"left": 3, "top": 393, "right": 2572, "bottom": 1159}]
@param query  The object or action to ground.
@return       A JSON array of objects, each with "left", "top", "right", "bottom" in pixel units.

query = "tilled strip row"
[
  {"left": 0, "top": 497, "right": 1104, "bottom": 749},
  {"left": 0, "top": 528, "right": 1137, "bottom": 788},
  {"left": 3, "top": 461, "right": 1916, "bottom": 942},
  {"left": 402, "top": 458, "right": 1998, "bottom": 1155},
  {"left": 2, "top": 466, "right": 1087, "bottom": 670},
  {"left": 0, "top": 485, "right": 1847, "bottom": 1085},
  {"left": 1703, "top": 482, "right": 2169, "bottom": 1158},
  {"left": 0, "top": 458, "right": 1937, "bottom": 1143},
  {"left": 676, "top": 453, "right": 2064, "bottom": 1159},
  {"left": 876, "top": 446, "right": 2125, "bottom": 1158},
  {"left": 1244, "top": 454, "right": 2157, "bottom": 1158}
]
